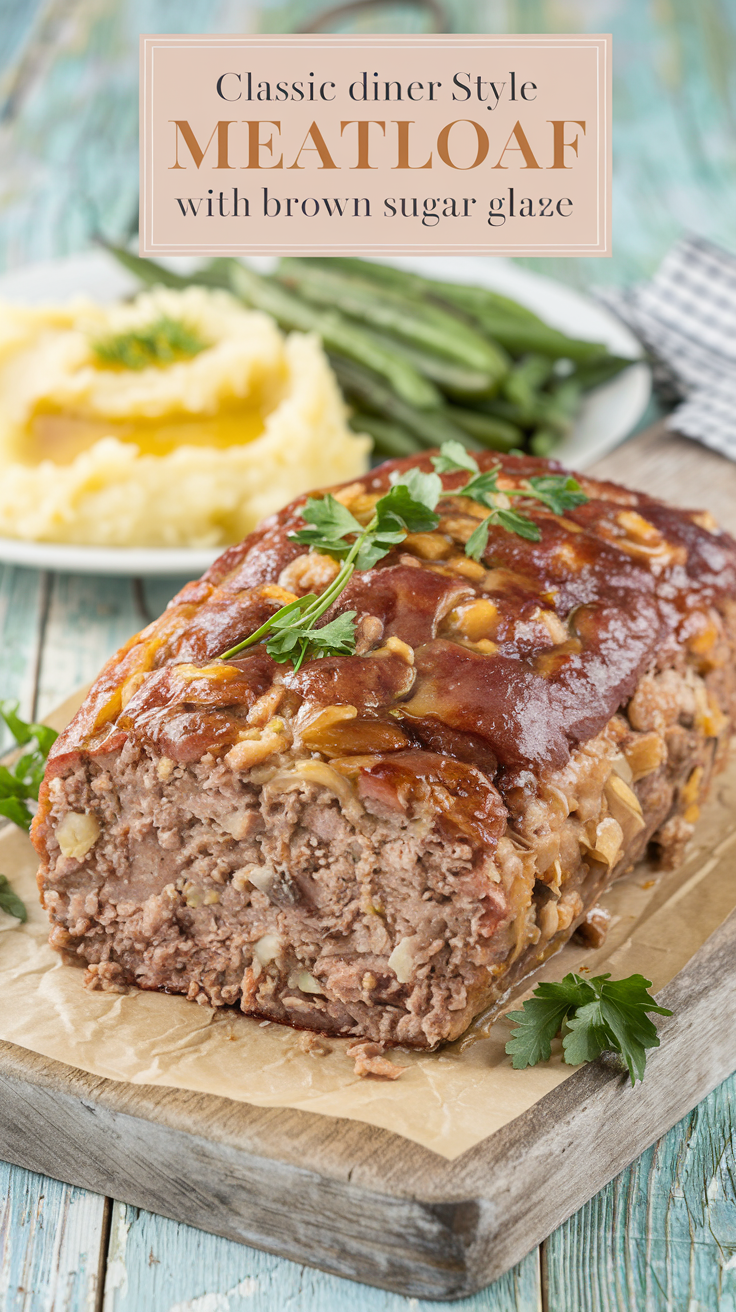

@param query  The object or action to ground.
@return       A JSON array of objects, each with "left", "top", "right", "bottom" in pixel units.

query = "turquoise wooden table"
[{"left": 1, "top": 2, "right": 736, "bottom": 1308}]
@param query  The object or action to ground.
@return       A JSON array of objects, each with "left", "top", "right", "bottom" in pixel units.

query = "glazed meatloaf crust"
[{"left": 32, "top": 451, "right": 736, "bottom": 1048}]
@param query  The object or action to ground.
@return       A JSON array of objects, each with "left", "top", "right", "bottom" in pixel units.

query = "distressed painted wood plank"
[
  {"left": 542, "top": 1072, "right": 736, "bottom": 1312},
  {"left": 102, "top": 1201, "right": 540, "bottom": 1312},
  {"left": 34, "top": 572, "right": 156, "bottom": 719},
  {"left": 0, "top": 0, "right": 253, "bottom": 270},
  {"left": 0, "top": 564, "right": 109, "bottom": 1311},
  {"left": 0, "top": 0, "right": 734, "bottom": 287},
  {"left": 31, "top": 571, "right": 193, "bottom": 721},
  {"left": 0, "top": 565, "right": 44, "bottom": 752},
  {"left": 0, "top": 0, "right": 47, "bottom": 91},
  {"left": 140, "top": 576, "right": 195, "bottom": 629},
  {"left": 0, "top": 1159, "right": 107, "bottom": 1312}
]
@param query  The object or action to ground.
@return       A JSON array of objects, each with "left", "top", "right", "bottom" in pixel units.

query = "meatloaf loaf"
[{"left": 32, "top": 451, "right": 736, "bottom": 1048}]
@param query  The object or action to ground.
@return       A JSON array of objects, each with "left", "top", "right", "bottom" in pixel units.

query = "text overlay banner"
[{"left": 140, "top": 35, "right": 611, "bottom": 257}]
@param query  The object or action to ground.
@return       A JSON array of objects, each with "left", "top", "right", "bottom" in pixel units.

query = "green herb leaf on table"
[
  {"left": 0, "top": 874, "right": 27, "bottom": 923},
  {"left": 0, "top": 700, "right": 58, "bottom": 832},
  {"left": 505, "top": 972, "right": 672, "bottom": 1085}
]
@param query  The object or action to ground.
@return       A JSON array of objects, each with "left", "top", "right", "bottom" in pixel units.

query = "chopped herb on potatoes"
[{"left": 91, "top": 315, "right": 208, "bottom": 370}]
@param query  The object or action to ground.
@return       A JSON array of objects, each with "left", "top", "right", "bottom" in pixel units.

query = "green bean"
[
  {"left": 571, "top": 355, "right": 637, "bottom": 390},
  {"left": 105, "top": 244, "right": 192, "bottom": 289},
  {"left": 467, "top": 396, "right": 530, "bottom": 424},
  {"left": 301, "top": 258, "right": 611, "bottom": 363},
  {"left": 329, "top": 355, "right": 483, "bottom": 452},
  {"left": 444, "top": 407, "right": 522, "bottom": 453},
  {"left": 530, "top": 429, "right": 560, "bottom": 457},
  {"left": 277, "top": 259, "right": 509, "bottom": 381},
  {"left": 466, "top": 309, "right": 609, "bottom": 362},
  {"left": 308, "top": 257, "right": 621, "bottom": 373},
  {"left": 503, "top": 354, "right": 556, "bottom": 419},
  {"left": 348, "top": 413, "right": 420, "bottom": 457},
  {"left": 305, "top": 257, "right": 542, "bottom": 324},
  {"left": 354, "top": 327, "right": 499, "bottom": 398},
  {"left": 226, "top": 263, "right": 441, "bottom": 410},
  {"left": 542, "top": 378, "right": 583, "bottom": 437}
]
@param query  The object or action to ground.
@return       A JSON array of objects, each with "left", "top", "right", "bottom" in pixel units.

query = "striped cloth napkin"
[{"left": 601, "top": 236, "right": 736, "bottom": 460}]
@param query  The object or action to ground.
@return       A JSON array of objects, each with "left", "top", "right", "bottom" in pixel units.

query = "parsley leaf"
[
  {"left": 265, "top": 605, "right": 358, "bottom": 670},
  {"left": 0, "top": 701, "right": 58, "bottom": 831},
  {"left": 457, "top": 470, "right": 502, "bottom": 508},
  {"left": 389, "top": 466, "right": 443, "bottom": 510},
  {"left": 497, "top": 508, "right": 542, "bottom": 540},
  {"left": 0, "top": 874, "right": 27, "bottom": 922},
  {"left": 525, "top": 474, "right": 588, "bottom": 515},
  {"left": 431, "top": 446, "right": 588, "bottom": 556},
  {"left": 465, "top": 504, "right": 542, "bottom": 562},
  {"left": 376, "top": 482, "right": 441, "bottom": 533},
  {"left": 465, "top": 518, "right": 492, "bottom": 563},
  {"left": 303, "top": 612, "right": 359, "bottom": 657},
  {"left": 506, "top": 971, "right": 672, "bottom": 1086},
  {"left": 289, "top": 494, "right": 364, "bottom": 557},
  {"left": 431, "top": 448, "right": 546, "bottom": 551},
  {"left": 220, "top": 472, "right": 441, "bottom": 666},
  {"left": 431, "top": 441, "right": 479, "bottom": 475}
]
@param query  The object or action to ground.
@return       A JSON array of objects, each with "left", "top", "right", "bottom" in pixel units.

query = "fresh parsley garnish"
[
  {"left": 524, "top": 473, "right": 589, "bottom": 516},
  {"left": 0, "top": 700, "right": 58, "bottom": 832},
  {"left": 220, "top": 479, "right": 441, "bottom": 670},
  {"left": 432, "top": 443, "right": 588, "bottom": 561},
  {"left": 219, "top": 442, "right": 588, "bottom": 669},
  {"left": 0, "top": 874, "right": 27, "bottom": 922},
  {"left": 91, "top": 316, "right": 208, "bottom": 371},
  {"left": 505, "top": 971, "right": 672, "bottom": 1086}
]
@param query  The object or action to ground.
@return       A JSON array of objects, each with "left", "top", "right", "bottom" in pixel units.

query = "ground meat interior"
[{"left": 40, "top": 656, "right": 730, "bottom": 1049}]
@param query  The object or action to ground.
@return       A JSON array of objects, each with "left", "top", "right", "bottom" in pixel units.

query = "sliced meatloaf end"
[{"left": 32, "top": 453, "right": 736, "bottom": 1048}]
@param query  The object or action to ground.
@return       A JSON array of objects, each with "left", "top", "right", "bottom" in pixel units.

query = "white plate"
[{"left": 0, "top": 250, "right": 649, "bottom": 576}]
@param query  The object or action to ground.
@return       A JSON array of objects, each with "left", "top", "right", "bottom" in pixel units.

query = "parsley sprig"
[
  {"left": 505, "top": 971, "right": 672, "bottom": 1085},
  {"left": 220, "top": 442, "right": 588, "bottom": 670},
  {"left": 220, "top": 472, "right": 441, "bottom": 669},
  {"left": 433, "top": 440, "right": 588, "bottom": 561},
  {"left": 91, "top": 316, "right": 207, "bottom": 371},
  {"left": 0, "top": 701, "right": 58, "bottom": 832}
]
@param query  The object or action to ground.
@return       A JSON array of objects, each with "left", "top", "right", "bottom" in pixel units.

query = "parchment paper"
[{"left": 1, "top": 749, "right": 735, "bottom": 1162}]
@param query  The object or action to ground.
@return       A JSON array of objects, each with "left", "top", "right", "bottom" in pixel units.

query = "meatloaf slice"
[{"left": 32, "top": 452, "right": 736, "bottom": 1048}]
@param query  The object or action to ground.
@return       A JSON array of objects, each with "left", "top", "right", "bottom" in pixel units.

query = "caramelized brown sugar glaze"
[
  {"left": 36, "top": 451, "right": 736, "bottom": 791},
  {"left": 32, "top": 452, "right": 736, "bottom": 1044}
]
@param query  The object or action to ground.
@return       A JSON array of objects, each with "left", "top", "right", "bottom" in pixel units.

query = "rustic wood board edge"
[{"left": 2, "top": 908, "right": 734, "bottom": 1301}]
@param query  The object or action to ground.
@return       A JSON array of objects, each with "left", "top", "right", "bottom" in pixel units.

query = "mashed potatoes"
[{"left": 0, "top": 286, "right": 370, "bottom": 547}]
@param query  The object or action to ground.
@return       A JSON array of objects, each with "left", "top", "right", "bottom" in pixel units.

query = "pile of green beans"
[{"left": 108, "top": 245, "right": 635, "bottom": 459}]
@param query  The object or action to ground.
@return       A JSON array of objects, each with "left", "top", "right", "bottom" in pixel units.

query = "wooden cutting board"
[{"left": 1, "top": 421, "right": 735, "bottom": 1301}]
